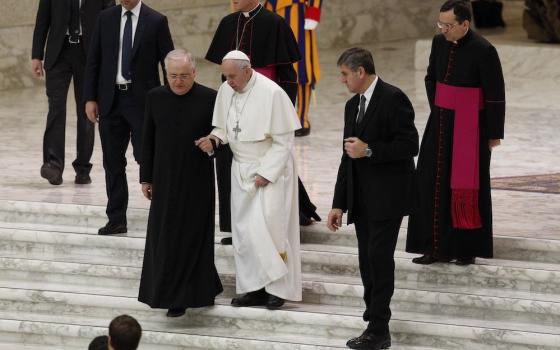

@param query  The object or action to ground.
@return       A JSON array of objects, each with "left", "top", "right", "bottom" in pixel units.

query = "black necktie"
[
  {"left": 356, "top": 95, "right": 366, "bottom": 125},
  {"left": 69, "top": 0, "right": 80, "bottom": 42},
  {"left": 121, "top": 11, "right": 133, "bottom": 81}
]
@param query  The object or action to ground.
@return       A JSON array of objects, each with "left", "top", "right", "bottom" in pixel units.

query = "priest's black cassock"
[
  {"left": 206, "top": 3, "right": 320, "bottom": 233},
  {"left": 138, "top": 84, "right": 223, "bottom": 309},
  {"left": 406, "top": 30, "right": 505, "bottom": 259}
]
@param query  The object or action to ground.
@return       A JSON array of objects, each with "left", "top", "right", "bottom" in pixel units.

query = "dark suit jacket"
[
  {"left": 83, "top": 3, "right": 174, "bottom": 116},
  {"left": 332, "top": 79, "right": 419, "bottom": 223},
  {"left": 31, "top": 0, "right": 115, "bottom": 70}
]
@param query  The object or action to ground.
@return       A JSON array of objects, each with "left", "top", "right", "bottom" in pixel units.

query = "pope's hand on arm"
[{"left": 195, "top": 134, "right": 222, "bottom": 154}]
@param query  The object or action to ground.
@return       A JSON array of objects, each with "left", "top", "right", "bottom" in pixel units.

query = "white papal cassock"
[{"left": 211, "top": 71, "right": 302, "bottom": 301}]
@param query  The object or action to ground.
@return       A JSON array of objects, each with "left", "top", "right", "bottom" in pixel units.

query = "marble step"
[
  {"left": 2, "top": 252, "right": 560, "bottom": 328},
  {"left": 0, "top": 342, "right": 82, "bottom": 350},
  {"left": 3, "top": 228, "right": 560, "bottom": 297},
  {"left": 2, "top": 201, "right": 560, "bottom": 264},
  {"left": 0, "top": 320, "right": 445, "bottom": 350},
  {"left": 0, "top": 318, "right": 347, "bottom": 350},
  {"left": 2, "top": 227, "right": 560, "bottom": 295},
  {"left": 0, "top": 288, "right": 559, "bottom": 350}
]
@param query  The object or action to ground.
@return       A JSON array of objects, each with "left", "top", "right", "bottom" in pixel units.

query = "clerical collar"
[
  {"left": 239, "top": 70, "right": 257, "bottom": 93},
  {"left": 242, "top": 3, "right": 261, "bottom": 17},
  {"left": 455, "top": 28, "right": 471, "bottom": 45}
]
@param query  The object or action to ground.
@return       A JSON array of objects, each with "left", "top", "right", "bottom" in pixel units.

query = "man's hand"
[
  {"left": 344, "top": 137, "right": 368, "bottom": 159},
  {"left": 195, "top": 135, "right": 215, "bottom": 153},
  {"left": 31, "top": 59, "right": 44, "bottom": 79},
  {"left": 255, "top": 175, "right": 270, "bottom": 188},
  {"left": 327, "top": 208, "right": 343, "bottom": 232},
  {"left": 85, "top": 101, "right": 99, "bottom": 123},
  {"left": 141, "top": 183, "right": 152, "bottom": 200},
  {"left": 489, "top": 139, "right": 501, "bottom": 150}
]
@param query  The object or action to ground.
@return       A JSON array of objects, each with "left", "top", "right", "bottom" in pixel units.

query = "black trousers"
[
  {"left": 353, "top": 195, "right": 402, "bottom": 336},
  {"left": 215, "top": 145, "right": 233, "bottom": 232},
  {"left": 44, "top": 40, "right": 94, "bottom": 175},
  {"left": 98, "top": 89, "right": 143, "bottom": 224}
]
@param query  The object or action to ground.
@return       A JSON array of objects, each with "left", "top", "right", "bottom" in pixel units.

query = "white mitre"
[{"left": 211, "top": 51, "right": 301, "bottom": 142}]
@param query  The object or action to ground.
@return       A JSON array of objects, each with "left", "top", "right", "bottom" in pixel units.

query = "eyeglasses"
[
  {"left": 168, "top": 74, "right": 192, "bottom": 81},
  {"left": 436, "top": 21, "right": 459, "bottom": 31}
]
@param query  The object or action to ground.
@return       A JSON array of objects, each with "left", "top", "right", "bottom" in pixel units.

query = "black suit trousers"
[
  {"left": 44, "top": 40, "right": 94, "bottom": 174},
  {"left": 353, "top": 192, "right": 402, "bottom": 336},
  {"left": 99, "top": 89, "right": 143, "bottom": 224}
]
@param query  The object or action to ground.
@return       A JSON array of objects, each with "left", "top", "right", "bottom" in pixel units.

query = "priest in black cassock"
[
  {"left": 138, "top": 49, "right": 223, "bottom": 317},
  {"left": 406, "top": 0, "right": 505, "bottom": 266},
  {"left": 206, "top": 0, "right": 321, "bottom": 245}
]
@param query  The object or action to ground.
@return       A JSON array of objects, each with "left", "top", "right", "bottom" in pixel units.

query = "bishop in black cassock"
[
  {"left": 206, "top": 0, "right": 321, "bottom": 243},
  {"left": 138, "top": 52, "right": 222, "bottom": 316},
  {"left": 406, "top": 0, "right": 505, "bottom": 266}
]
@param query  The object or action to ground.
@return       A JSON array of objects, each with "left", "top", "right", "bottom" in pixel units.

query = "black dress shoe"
[
  {"left": 412, "top": 254, "right": 451, "bottom": 265},
  {"left": 220, "top": 236, "right": 232, "bottom": 245},
  {"left": 347, "top": 331, "right": 391, "bottom": 349},
  {"left": 166, "top": 307, "right": 186, "bottom": 317},
  {"left": 98, "top": 222, "right": 127, "bottom": 235},
  {"left": 266, "top": 294, "right": 285, "bottom": 310},
  {"left": 412, "top": 254, "right": 437, "bottom": 265},
  {"left": 455, "top": 257, "right": 475, "bottom": 266},
  {"left": 295, "top": 127, "right": 311, "bottom": 137},
  {"left": 231, "top": 289, "right": 268, "bottom": 307},
  {"left": 74, "top": 173, "right": 91, "bottom": 185},
  {"left": 40, "top": 163, "right": 62, "bottom": 185}
]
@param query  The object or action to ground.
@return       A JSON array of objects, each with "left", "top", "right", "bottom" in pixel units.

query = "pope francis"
[{"left": 197, "top": 50, "right": 302, "bottom": 309}]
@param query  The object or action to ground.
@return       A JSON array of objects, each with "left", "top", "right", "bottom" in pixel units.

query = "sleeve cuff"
[{"left": 305, "top": 6, "right": 321, "bottom": 22}]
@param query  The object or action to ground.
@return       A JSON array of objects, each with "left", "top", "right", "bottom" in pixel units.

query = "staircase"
[{"left": 0, "top": 199, "right": 559, "bottom": 349}]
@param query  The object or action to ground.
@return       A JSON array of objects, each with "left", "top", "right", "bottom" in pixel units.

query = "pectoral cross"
[{"left": 233, "top": 121, "right": 242, "bottom": 140}]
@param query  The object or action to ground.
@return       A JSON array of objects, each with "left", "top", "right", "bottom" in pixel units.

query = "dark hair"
[
  {"left": 336, "top": 47, "right": 376, "bottom": 75},
  {"left": 440, "top": 0, "right": 472, "bottom": 22},
  {"left": 109, "top": 315, "right": 142, "bottom": 350}
]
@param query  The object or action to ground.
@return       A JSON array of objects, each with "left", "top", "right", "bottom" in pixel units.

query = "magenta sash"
[
  {"left": 435, "top": 82, "right": 484, "bottom": 229},
  {"left": 254, "top": 66, "right": 277, "bottom": 81}
]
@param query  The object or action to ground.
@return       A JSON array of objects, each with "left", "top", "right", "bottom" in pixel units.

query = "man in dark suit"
[
  {"left": 84, "top": 0, "right": 173, "bottom": 235},
  {"left": 32, "top": 0, "right": 115, "bottom": 185},
  {"left": 327, "top": 47, "right": 419, "bottom": 350}
]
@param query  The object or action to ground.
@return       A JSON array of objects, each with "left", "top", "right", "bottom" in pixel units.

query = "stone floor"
[{"left": 0, "top": 31, "right": 559, "bottom": 240}]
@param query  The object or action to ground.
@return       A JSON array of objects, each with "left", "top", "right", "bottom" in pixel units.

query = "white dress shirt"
[
  {"left": 357, "top": 75, "right": 378, "bottom": 121},
  {"left": 116, "top": 1, "right": 142, "bottom": 84}
]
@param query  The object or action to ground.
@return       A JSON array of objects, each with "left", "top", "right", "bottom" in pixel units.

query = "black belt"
[{"left": 116, "top": 83, "right": 132, "bottom": 91}]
